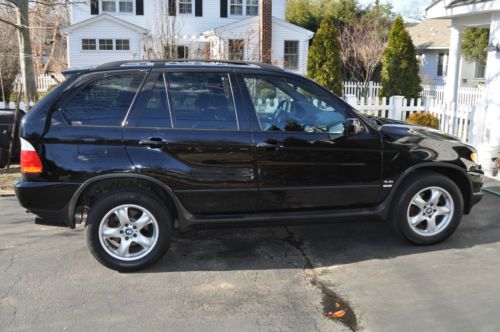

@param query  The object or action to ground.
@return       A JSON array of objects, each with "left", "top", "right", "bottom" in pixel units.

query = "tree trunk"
[
  {"left": 43, "top": 19, "right": 61, "bottom": 73},
  {"left": 15, "top": 0, "right": 38, "bottom": 104}
]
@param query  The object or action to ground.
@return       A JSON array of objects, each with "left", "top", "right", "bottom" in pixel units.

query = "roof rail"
[{"left": 96, "top": 59, "right": 283, "bottom": 71}]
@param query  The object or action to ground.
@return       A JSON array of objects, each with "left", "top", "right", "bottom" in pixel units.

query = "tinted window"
[
  {"left": 62, "top": 72, "right": 145, "bottom": 126},
  {"left": 166, "top": 72, "right": 238, "bottom": 130},
  {"left": 243, "top": 75, "right": 348, "bottom": 134},
  {"left": 136, "top": 74, "right": 172, "bottom": 128}
]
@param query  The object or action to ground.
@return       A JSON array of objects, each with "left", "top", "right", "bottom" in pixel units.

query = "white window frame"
[
  {"left": 81, "top": 38, "right": 97, "bottom": 51},
  {"left": 437, "top": 52, "right": 448, "bottom": 77},
  {"left": 246, "top": 0, "right": 258, "bottom": 16},
  {"left": 116, "top": 39, "right": 130, "bottom": 51},
  {"left": 178, "top": 0, "right": 193, "bottom": 15},
  {"left": 229, "top": 0, "right": 259, "bottom": 16},
  {"left": 119, "top": 0, "right": 134, "bottom": 13},
  {"left": 284, "top": 40, "right": 299, "bottom": 70},
  {"left": 176, "top": 45, "right": 189, "bottom": 59},
  {"left": 101, "top": 0, "right": 134, "bottom": 14},
  {"left": 474, "top": 60, "right": 486, "bottom": 79},
  {"left": 99, "top": 39, "right": 114, "bottom": 51},
  {"left": 229, "top": 0, "right": 243, "bottom": 16}
]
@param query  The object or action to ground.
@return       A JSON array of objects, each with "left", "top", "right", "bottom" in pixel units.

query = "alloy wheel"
[
  {"left": 406, "top": 186, "right": 454, "bottom": 237},
  {"left": 98, "top": 204, "right": 159, "bottom": 261}
]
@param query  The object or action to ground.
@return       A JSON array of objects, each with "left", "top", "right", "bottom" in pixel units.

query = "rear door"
[
  {"left": 124, "top": 69, "right": 257, "bottom": 215},
  {"left": 238, "top": 73, "right": 383, "bottom": 212},
  {"left": 42, "top": 70, "right": 146, "bottom": 181}
]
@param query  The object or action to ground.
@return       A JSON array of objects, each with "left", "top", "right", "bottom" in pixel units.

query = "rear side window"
[
  {"left": 166, "top": 72, "right": 238, "bottom": 130},
  {"left": 61, "top": 72, "right": 145, "bottom": 126},
  {"left": 136, "top": 74, "right": 172, "bottom": 128}
]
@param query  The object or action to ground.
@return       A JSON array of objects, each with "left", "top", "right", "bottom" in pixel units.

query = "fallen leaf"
[{"left": 326, "top": 310, "right": 346, "bottom": 319}]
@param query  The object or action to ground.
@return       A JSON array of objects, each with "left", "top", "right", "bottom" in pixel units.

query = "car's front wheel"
[
  {"left": 391, "top": 172, "right": 464, "bottom": 245},
  {"left": 84, "top": 189, "right": 172, "bottom": 271}
]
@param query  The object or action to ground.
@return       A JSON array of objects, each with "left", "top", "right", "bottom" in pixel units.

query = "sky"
[{"left": 357, "top": 0, "right": 435, "bottom": 21}]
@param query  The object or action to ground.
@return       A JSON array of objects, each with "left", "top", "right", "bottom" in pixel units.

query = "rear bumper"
[{"left": 14, "top": 180, "right": 80, "bottom": 228}]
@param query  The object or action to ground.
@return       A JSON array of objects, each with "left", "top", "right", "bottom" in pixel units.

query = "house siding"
[
  {"left": 71, "top": 0, "right": 286, "bottom": 37},
  {"left": 214, "top": 17, "right": 312, "bottom": 74},
  {"left": 418, "top": 49, "right": 481, "bottom": 85},
  {"left": 67, "top": 19, "right": 143, "bottom": 68},
  {"left": 66, "top": 0, "right": 311, "bottom": 72}
]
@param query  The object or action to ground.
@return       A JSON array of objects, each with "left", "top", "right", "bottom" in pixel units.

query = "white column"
[
  {"left": 444, "top": 25, "right": 463, "bottom": 106},
  {"left": 478, "top": 13, "right": 500, "bottom": 172}
]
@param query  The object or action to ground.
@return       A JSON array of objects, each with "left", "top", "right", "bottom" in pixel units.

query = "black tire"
[
  {"left": 84, "top": 189, "right": 172, "bottom": 272},
  {"left": 390, "top": 171, "right": 464, "bottom": 245}
]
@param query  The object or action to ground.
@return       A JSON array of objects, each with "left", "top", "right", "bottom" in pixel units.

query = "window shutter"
[
  {"left": 169, "top": 0, "right": 176, "bottom": 16},
  {"left": 91, "top": 0, "right": 99, "bottom": 15},
  {"left": 195, "top": 0, "right": 203, "bottom": 16},
  {"left": 220, "top": 0, "right": 227, "bottom": 17},
  {"left": 136, "top": 0, "right": 144, "bottom": 15}
]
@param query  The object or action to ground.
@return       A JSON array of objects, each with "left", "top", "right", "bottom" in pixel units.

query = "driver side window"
[{"left": 243, "top": 75, "right": 347, "bottom": 134}]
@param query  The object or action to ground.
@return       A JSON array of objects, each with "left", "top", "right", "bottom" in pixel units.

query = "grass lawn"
[{"left": 0, "top": 165, "right": 20, "bottom": 195}]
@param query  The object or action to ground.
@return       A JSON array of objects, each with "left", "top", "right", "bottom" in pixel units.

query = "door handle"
[
  {"left": 138, "top": 137, "right": 169, "bottom": 148},
  {"left": 256, "top": 142, "right": 283, "bottom": 150}
]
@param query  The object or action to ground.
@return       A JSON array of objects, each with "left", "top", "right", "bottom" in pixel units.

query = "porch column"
[
  {"left": 479, "top": 13, "right": 500, "bottom": 170},
  {"left": 444, "top": 24, "right": 463, "bottom": 107}
]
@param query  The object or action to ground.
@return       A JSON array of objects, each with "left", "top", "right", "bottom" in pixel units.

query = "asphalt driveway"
[{"left": 1, "top": 188, "right": 499, "bottom": 331}]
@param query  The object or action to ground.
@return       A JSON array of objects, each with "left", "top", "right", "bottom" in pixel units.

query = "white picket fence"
[
  {"left": 421, "top": 84, "right": 483, "bottom": 106},
  {"left": 343, "top": 93, "right": 485, "bottom": 145},
  {"left": 344, "top": 81, "right": 484, "bottom": 106},
  {"left": 0, "top": 101, "right": 33, "bottom": 111},
  {"left": 344, "top": 95, "right": 426, "bottom": 121},
  {"left": 343, "top": 81, "right": 382, "bottom": 99},
  {"left": 13, "top": 73, "right": 65, "bottom": 92}
]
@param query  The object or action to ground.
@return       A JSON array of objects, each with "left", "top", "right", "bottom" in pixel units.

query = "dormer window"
[{"left": 179, "top": 0, "right": 193, "bottom": 14}]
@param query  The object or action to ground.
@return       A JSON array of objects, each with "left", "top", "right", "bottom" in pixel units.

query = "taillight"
[{"left": 20, "top": 138, "right": 43, "bottom": 174}]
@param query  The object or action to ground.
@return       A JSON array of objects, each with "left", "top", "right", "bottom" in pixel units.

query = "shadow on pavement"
[{"left": 144, "top": 192, "right": 499, "bottom": 273}]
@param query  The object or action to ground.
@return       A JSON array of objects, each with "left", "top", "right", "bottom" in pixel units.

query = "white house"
[
  {"left": 63, "top": 0, "right": 314, "bottom": 74},
  {"left": 408, "top": 19, "right": 485, "bottom": 85},
  {"left": 426, "top": 0, "right": 500, "bottom": 170}
]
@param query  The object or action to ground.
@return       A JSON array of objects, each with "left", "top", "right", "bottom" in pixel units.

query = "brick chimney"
[{"left": 260, "top": 0, "right": 272, "bottom": 63}]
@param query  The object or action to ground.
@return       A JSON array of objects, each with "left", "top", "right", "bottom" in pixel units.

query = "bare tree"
[
  {"left": 0, "top": 22, "right": 19, "bottom": 102},
  {"left": 339, "top": 17, "right": 387, "bottom": 97},
  {"left": 143, "top": 1, "right": 183, "bottom": 59},
  {"left": 402, "top": 0, "right": 434, "bottom": 22},
  {"left": 30, "top": 3, "right": 68, "bottom": 74},
  {"left": 0, "top": 0, "right": 74, "bottom": 104}
]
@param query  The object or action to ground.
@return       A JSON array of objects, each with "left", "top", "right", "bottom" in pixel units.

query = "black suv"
[{"left": 15, "top": 60, "right": 483, "bottom": 271}]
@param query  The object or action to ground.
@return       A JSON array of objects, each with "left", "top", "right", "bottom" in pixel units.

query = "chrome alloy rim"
[
  {"left": 98, "top": 204, "right": 159, "bottom": 261},
  {"left": 406, "top": 186, "right": 454, "bottom": 237}
]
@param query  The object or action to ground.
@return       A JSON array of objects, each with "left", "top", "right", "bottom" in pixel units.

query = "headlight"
[{"left": 470, "top": 152, "right": 478, "bottom": 164}]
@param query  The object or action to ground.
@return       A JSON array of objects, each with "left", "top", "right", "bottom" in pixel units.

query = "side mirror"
[{"left": 346, "top": 118, "right": 363, "bottom": 135}]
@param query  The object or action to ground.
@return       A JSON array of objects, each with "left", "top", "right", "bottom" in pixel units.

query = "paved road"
[{"left": 1, "top": 190, "right": 499, "bottom": 332}]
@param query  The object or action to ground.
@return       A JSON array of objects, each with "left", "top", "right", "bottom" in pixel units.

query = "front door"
[
  {"left": 238, "top": 73, "right": 382, "bottom": 212},
  {"left": 124, "top": 70, "right": 257, "bottom": 215}
]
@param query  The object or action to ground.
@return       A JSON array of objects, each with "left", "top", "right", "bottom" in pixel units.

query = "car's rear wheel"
[
  {"left": 84, "top": 189, "right": 172, "bottom": 271},
  {"left": 391, "top": 172, "right": 464, "bottom": 244}
]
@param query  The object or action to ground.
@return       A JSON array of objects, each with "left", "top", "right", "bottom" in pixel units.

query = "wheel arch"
[
  {"left": 67, "top": 173, "right": 191, "bottom": 229},
  {"left": 386, "top": 163, "right": 473, "bottom": 218}
]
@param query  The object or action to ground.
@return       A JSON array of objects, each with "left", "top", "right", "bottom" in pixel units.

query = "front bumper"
[
  {"left": 14, "top": 180, "right": 80, "bottom": 227},
  {"left": 465, "top": 170, "right": 484, "bottom": 214}
]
